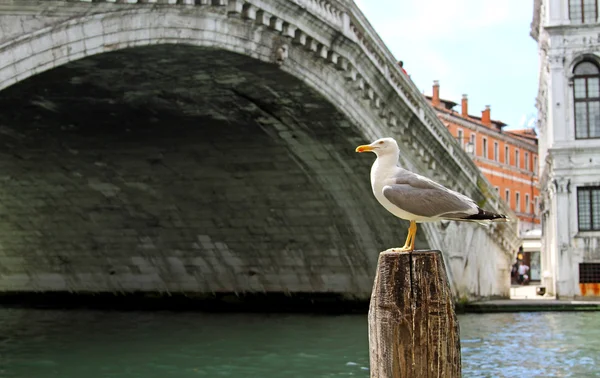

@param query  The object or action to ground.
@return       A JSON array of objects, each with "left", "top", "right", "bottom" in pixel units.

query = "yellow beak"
[{"left": 355, "top": 145, "right": 374, "bottom": 153}]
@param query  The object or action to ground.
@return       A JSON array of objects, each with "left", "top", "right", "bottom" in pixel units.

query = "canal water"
[{"left": 0, "top": 308, "right": 598, "bottom": 377}]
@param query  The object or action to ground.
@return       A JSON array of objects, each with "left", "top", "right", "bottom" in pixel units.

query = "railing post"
[
  {"left": 341, "top": 12, "right": 356, "bottom": 41},
  {"left": 368, "top": 250, "right": 461, "bottom": 377}
]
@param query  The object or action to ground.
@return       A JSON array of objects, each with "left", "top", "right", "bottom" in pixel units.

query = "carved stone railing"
[{"left": 294, "top": 0, "right": 345, "bottom": 29}]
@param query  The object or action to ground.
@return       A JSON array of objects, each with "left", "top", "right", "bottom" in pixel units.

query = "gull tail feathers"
[
  {"left": 464, "top": 208, "right": 509, "bottom": 221},
  {"left": 447, "top": 208, "right": 513, "bottom": 226},
  {"left": 459, "top": 218, "right": 513, "bottom": 227}
]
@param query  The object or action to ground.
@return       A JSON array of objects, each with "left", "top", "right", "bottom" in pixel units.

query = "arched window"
[
  {"left": 573, "top": 61, "right": 600, "bottom": 139},
  {"left": 570, "top": 0, "right": 598, "bottom": 24}
]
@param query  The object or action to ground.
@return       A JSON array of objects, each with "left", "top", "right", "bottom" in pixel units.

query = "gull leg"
[
  {"left": 399, "top": 228, "right": 412, "bottom": 250},
  {"left": 408, "top": 221, "right": 417, "bottom": 251},
  {"left": 392, "top": 221, "right": 417, "bottom": 252}
]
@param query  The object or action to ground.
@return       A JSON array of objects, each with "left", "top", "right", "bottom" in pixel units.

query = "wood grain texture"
[{"left": 368, "top": 250, "right": 461, "bottom": 378}]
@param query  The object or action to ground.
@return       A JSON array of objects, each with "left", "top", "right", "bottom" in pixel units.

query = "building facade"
[
  {"left": 532, "top": 0, "right": 600, "bottom": 298},
  {"left": 425, "top": 82, "right": 541, "bottom": 277}
]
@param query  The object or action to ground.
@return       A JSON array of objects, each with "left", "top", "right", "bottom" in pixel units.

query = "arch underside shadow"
[{"left": 0, "top": 43, "right": 430, "bottom": 298}]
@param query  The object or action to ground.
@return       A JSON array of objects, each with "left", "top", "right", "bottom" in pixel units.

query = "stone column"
[
  {"left": 554, "top": 176, "right": 576, "bottom": 296},
  {"left": 547, "top": 185, "right": 559, "bottom": 296},
  {"left": 549, "top": 54, "right": 567, "bottom": 143},
  {"left": 548, "top": 0, "right": 564, "bottom": 25}
]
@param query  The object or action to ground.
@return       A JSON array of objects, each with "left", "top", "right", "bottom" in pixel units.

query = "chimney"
[
  {"left": 482, "top": 105, "right": 491, "bottom": 126},
  {"left": 461, "top": 94, "right": 468, "bottom": 117},
  {"left": 432, "top": 80, "right": 440, "bottom": 107}
]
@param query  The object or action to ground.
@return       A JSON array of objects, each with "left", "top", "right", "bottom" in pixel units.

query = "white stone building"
[{"left": 532, "top": 0, "right": 600, "bottom": 298}]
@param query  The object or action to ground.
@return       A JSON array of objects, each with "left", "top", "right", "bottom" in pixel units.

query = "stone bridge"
[{"left": 0, "top": 0, "right": 520, "bottom": 301}]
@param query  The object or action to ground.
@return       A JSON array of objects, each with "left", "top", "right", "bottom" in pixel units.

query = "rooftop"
[{"left": 424, "top": 81, "right": 537, "bottom": 146}]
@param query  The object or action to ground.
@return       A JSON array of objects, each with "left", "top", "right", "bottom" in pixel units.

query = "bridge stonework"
[{"left": 0, "top": 0, "right": 520, "bottom": 300}]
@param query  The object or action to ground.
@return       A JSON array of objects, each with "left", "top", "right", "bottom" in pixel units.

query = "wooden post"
[{"left": 368, "top": 250, "right": 461, "bottom": 378}]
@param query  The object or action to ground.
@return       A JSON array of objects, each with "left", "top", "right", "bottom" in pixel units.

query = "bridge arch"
[
  {"left": 0, "top": 3, "right": 435, "bottom": 298},
  {"left": 0, "top": 1, "right": 520, "bottom": 300}
]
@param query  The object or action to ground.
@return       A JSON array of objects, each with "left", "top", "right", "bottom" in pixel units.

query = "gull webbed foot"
[{"left": 390, "top": 220, "right": 417, "bottom": 253}]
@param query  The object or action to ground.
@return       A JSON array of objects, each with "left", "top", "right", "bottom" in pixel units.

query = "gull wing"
[{"left": 382, "top": 169, "right": 478, "bottom": 219}]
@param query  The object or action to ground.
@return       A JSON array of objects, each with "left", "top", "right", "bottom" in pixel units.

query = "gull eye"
[{"left": 378, "top": 141, "right": 384, "bottom": 145}]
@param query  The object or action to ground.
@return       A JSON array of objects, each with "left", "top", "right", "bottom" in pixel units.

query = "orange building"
[{"left": 425, "top": 81, "right": 540, "bottom": 235}]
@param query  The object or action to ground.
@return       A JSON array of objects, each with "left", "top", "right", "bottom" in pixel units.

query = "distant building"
[
  {"left": 424, "top": 81, "right": 541, "bottom": 274},
  {"left": 531, "top": 0, "right": 600, "bottom": 298}
]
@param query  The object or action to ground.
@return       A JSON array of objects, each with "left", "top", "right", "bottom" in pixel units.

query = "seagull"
[{"left": 356, "top": 137, "right": 508, "bottom": 252}]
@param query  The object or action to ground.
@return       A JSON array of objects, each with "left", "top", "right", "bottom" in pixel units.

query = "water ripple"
[
  {"left": 460, "top": 312, "right": 600, "bottom": 377},
  {"left": 0, "top": 309, "right": 598, "bottom": 377}
]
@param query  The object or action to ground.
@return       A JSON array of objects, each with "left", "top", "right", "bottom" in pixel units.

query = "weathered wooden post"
[{"left": 368, "top": 250, "right": 461, "bottom": 377}]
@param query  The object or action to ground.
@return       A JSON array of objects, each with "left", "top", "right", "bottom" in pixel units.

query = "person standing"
[
  {"left": 398, "top": 60, "right": 407, "bottom": 75},
  {"left": 511, "top": 258, "right": 519, "bottom": 284},
  {"left": 518, "top": 263, "right": 530, "bottom": 285}
]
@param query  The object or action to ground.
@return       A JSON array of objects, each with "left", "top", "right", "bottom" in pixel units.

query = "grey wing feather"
[{"left": 382, "top": 169, "right": 478, "bottom": 219}]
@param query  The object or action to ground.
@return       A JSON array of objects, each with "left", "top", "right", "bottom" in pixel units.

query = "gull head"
[{"left": 355, "top": 137, "right": 399, "bottom": 156}]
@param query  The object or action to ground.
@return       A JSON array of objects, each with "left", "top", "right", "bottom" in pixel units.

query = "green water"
[{"left": 0, "top": 308, "right": 598, "bottom": 377}]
